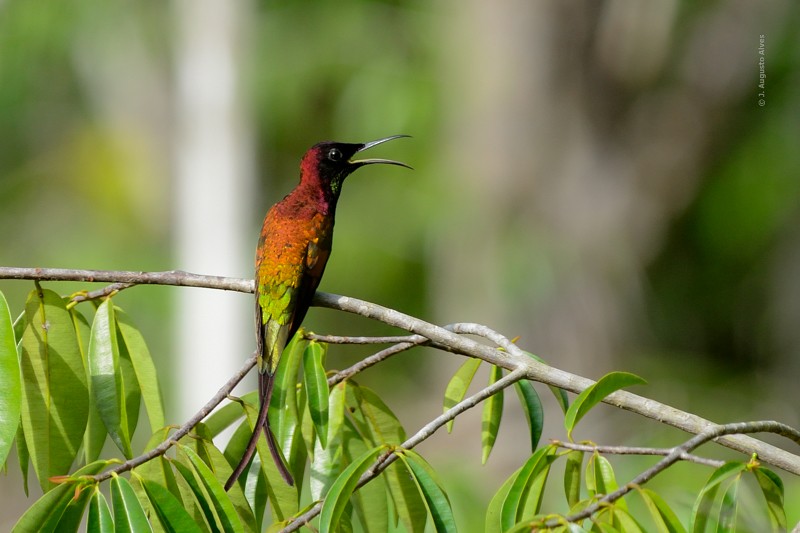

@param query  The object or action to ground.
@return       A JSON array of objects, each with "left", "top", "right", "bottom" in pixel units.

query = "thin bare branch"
[
  {"left": 552, "top": 440, "right": 725, "bottom": 468},
  {"left": 304, "top": 332, "right": 418, "bottom": 344},
  {"left": 69, "top": 282, "right": 135, "bottom": 304}
]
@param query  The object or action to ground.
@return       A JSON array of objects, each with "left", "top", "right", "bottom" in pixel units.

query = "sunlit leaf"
[
  {"left": 54, "top": 484, "right": 93, "bottom": 531},
  {"left": 15, "top": 423, "right": 30, "bottom": 495},
  {"left": 270, "top": 333, "right": 307, "bottom": 477},
  {"left": 180, "top": 444, "right": 246, "bottom": 533},
  {"left": 116, "top": 324, "right": 142, "bottom": 453},
  {"left": 442, "top": 357, "right": 481, "bottom": 432},
  {"left": 716, "top": 474, "right": 740, "bottom": 533},
  {"left": 318, "top": 445, "right": 384, "bottom": 533},
  {"left": 586, "top": 453, "right": 625, "bottom": 511},
  {"left": 752, "top": 467, "right": 787, "bottom": 531},
  {"left": 564, "top": 371, "right": 646, "bottom": 440},
  {"left": 172, "top": 455, "right": 221, "bottom": 532},
  {"left": 399, "top": 449, "right": 457, "bottom": 533},
  {"left": 345, "top": 382, "right": 406, "bottom": 446},
  {"left": 0, "top": 290, "right": 21, "bottom": 467},
  {"left": 342, "top": 420, "right": 388, "bottom": 533},
  {"left": 142, "top": 478, "right": 204, "bottom": 533},
  {"left": 564, "top": 450, "right": 583, "bottom": 508},
  {"left": 310, "top": 383, "right": 346, "bottom": 501},
  {"left": 19, "top": 288, "right": 89, "bottom": 491},
  {"left": 501, "top": 445, "right": 557, "bottom": 529},
  {"left": 116, "top": 307, "right": 165, "bottom": 432},
  {"left": 636, "top": 487, "right": 686, "bottom": 533},
  {"left": 11, "top": 461, "right": 105, "bottom": 533},
  {"left": 88, "top": 299, "right": 131, "bottom": 458},
  {"left": 11, "top": 482, "right": 74, "bottom": 533},
  {"left": 87, "top": 489, "right": 114, "bottom": 533},
  {"left": 486, "top": 468, "right": 517, "bottom": 533},
  {"left": 111, "top": 475, "right": 153, "bottom": 533},
  {"left": 71, "top": 307, "right": 107, "bottom": 463},
  {"left": 690, "top": 462, "right": 747, "bottom": 533},
  {"left": 481, "top": 365, "right": 504, "bottom": 464},
  {"left": 303, "top": 341, "right": 330, "bottom": 449},
  {"left": 514, "top": 379, "right": 543, "bottom": 452},
  {"left": 385, "top": 459, "right": 427, "bottom": 533}
]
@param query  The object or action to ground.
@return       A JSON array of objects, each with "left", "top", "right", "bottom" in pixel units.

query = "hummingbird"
[{"left": 225, "top": 135, "right": 412, "bottom": 490}]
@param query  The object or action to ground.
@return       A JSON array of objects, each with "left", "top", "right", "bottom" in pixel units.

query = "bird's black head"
[{"left": 300, "top": 135, "right": 412, "bottom": 199}]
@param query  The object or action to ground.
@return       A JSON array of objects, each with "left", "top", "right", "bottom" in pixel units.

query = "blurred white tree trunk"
[{"left": 173, "top": 0, "right": 255, "bottom": 421}]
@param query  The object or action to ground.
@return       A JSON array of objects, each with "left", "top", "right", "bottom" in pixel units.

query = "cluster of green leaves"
[
  {"left": 0, "top": 287, "right": 793, "bottom": 532},
  {"left": 0, "top": 286, "right": 459, "bottom": 532},
  {"left": 474, "top": 369, "right": 789, "bottom": 532},
  {"left": 0, "top": 285, "right": 164, "bottom": 495}
]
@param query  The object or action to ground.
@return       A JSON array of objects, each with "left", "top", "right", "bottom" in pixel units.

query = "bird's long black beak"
[{"left": 350, "top": 134, "right": 413, "bottom": 170}]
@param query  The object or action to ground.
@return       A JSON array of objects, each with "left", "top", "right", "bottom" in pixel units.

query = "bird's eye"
[{"left": 327, "top": 148, "right": 343, "bottom": 162}]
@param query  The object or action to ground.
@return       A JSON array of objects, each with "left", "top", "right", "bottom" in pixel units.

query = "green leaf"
[
  {"left": 636, "top": 487, "right": 686, "bottom": 533},
  {"left": 16, "top": 422, "right": 30, "bottom": 495},
  {"left": 182, "top": 433, "right": 257, "bottom": 533},
  {"left": 269, "top": 333, "right": 306, "bottom": 472},
  {"left": 586, "top": 453, "right": 625, "bottom": 510},
  {"left": 116, "top": 308, "right": 165, "bottom": 432},
  {"left": 485, "top": 469, "right": 518, "bottom": 533},
  {"left": 716, "top": 474, "right": 740, "bottom": 533},
  {"left": 111, "top": 475, "right": 153, "bottom": 533},
  {"left": 345, "top": 382, "right": 406, "bottom": 446},
  {"left": 12, "top": 461, "right": 106, "bottom": 533},
  {"left": 385, "top": 459, "right": 428, "bottom": 533},
  {"left": 514, "top": 379, "right": 543, "bottom": 452},
  {"left": 303, "top": 341, "right": 330, "bottom": 448},
  {"left": 690, "top": 462, "right": 747, "bottom": 533},
  {"left": 141, "top": 479, "right": 204, "bottom": 533},
  {"left": 172, "top": 455, "right": 221, "bottom": 532},
  {"left": 88, "top": 489, "right": 114, "bottom": 533},
  {"left": 501, "top": 445, "right": 557, "bottom": 530},
  {"left": 12, "top": 483, "right": 74, "bottom": 533},
  {"left": 88, "top": 299, "right": 132, "bottom": 458},
  {"left": 54, "top": 484, "right": 94, "bottom": 532},
  {"left": 481, "top": 365, "right": 504, "bottom": 464},
  {"left": 344, "top": 382, "right": 423, "bottom": 532},
  {"left": 443, "top": 357, "right": 481, "bottom": 432},
  {"left": 342, "top": 420, "right": 388, "bottom": 533},
  {"left": 752, "top": 467, "right": 786, "bottom": 531},
  {"left": 318, "top": 445, "right": 384, "bottom": 533},
  {"left": 564, "top": 371, "right": 646, "bottom": 440},
  {"left": 310, "top": 382, "right": 347, "bottom": 501},
  {"left": 400, "top": 449, "right": 457, "bottom": 533},
  {"left": 71, "top": 307, "right": 107, "bottom": 463},
  {"left": 116, "top": 324, "right": 142, "bottom": 453},
  {"left": 179, "top": 444, "right": 245, "bottom": 533},
  {"left": 19, "top": 288, "right": 89, "bottom": 491},
  {"left": 0, "top": 290, "right": 21, "bottom": 467},
  {"left": 564, "top": 450, "right": 583, "bottom": 508}
]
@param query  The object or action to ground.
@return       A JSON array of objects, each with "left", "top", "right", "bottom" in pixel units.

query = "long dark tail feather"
[{"left": 224, "top": 371, "right": 295, "bottom": 490}]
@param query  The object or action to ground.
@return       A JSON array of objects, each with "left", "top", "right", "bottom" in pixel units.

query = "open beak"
[{"left": 349, "top": 134, "right": 413, "bottom": 170}]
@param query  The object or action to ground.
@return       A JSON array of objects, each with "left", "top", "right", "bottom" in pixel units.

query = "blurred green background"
[{"left": 1, "top": 0, "right": 799, "bottom": 529}]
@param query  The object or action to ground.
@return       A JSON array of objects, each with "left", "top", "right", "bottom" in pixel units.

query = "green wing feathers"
[{"left": 257, "top": 283, "right": 296, "bottom": 375}]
